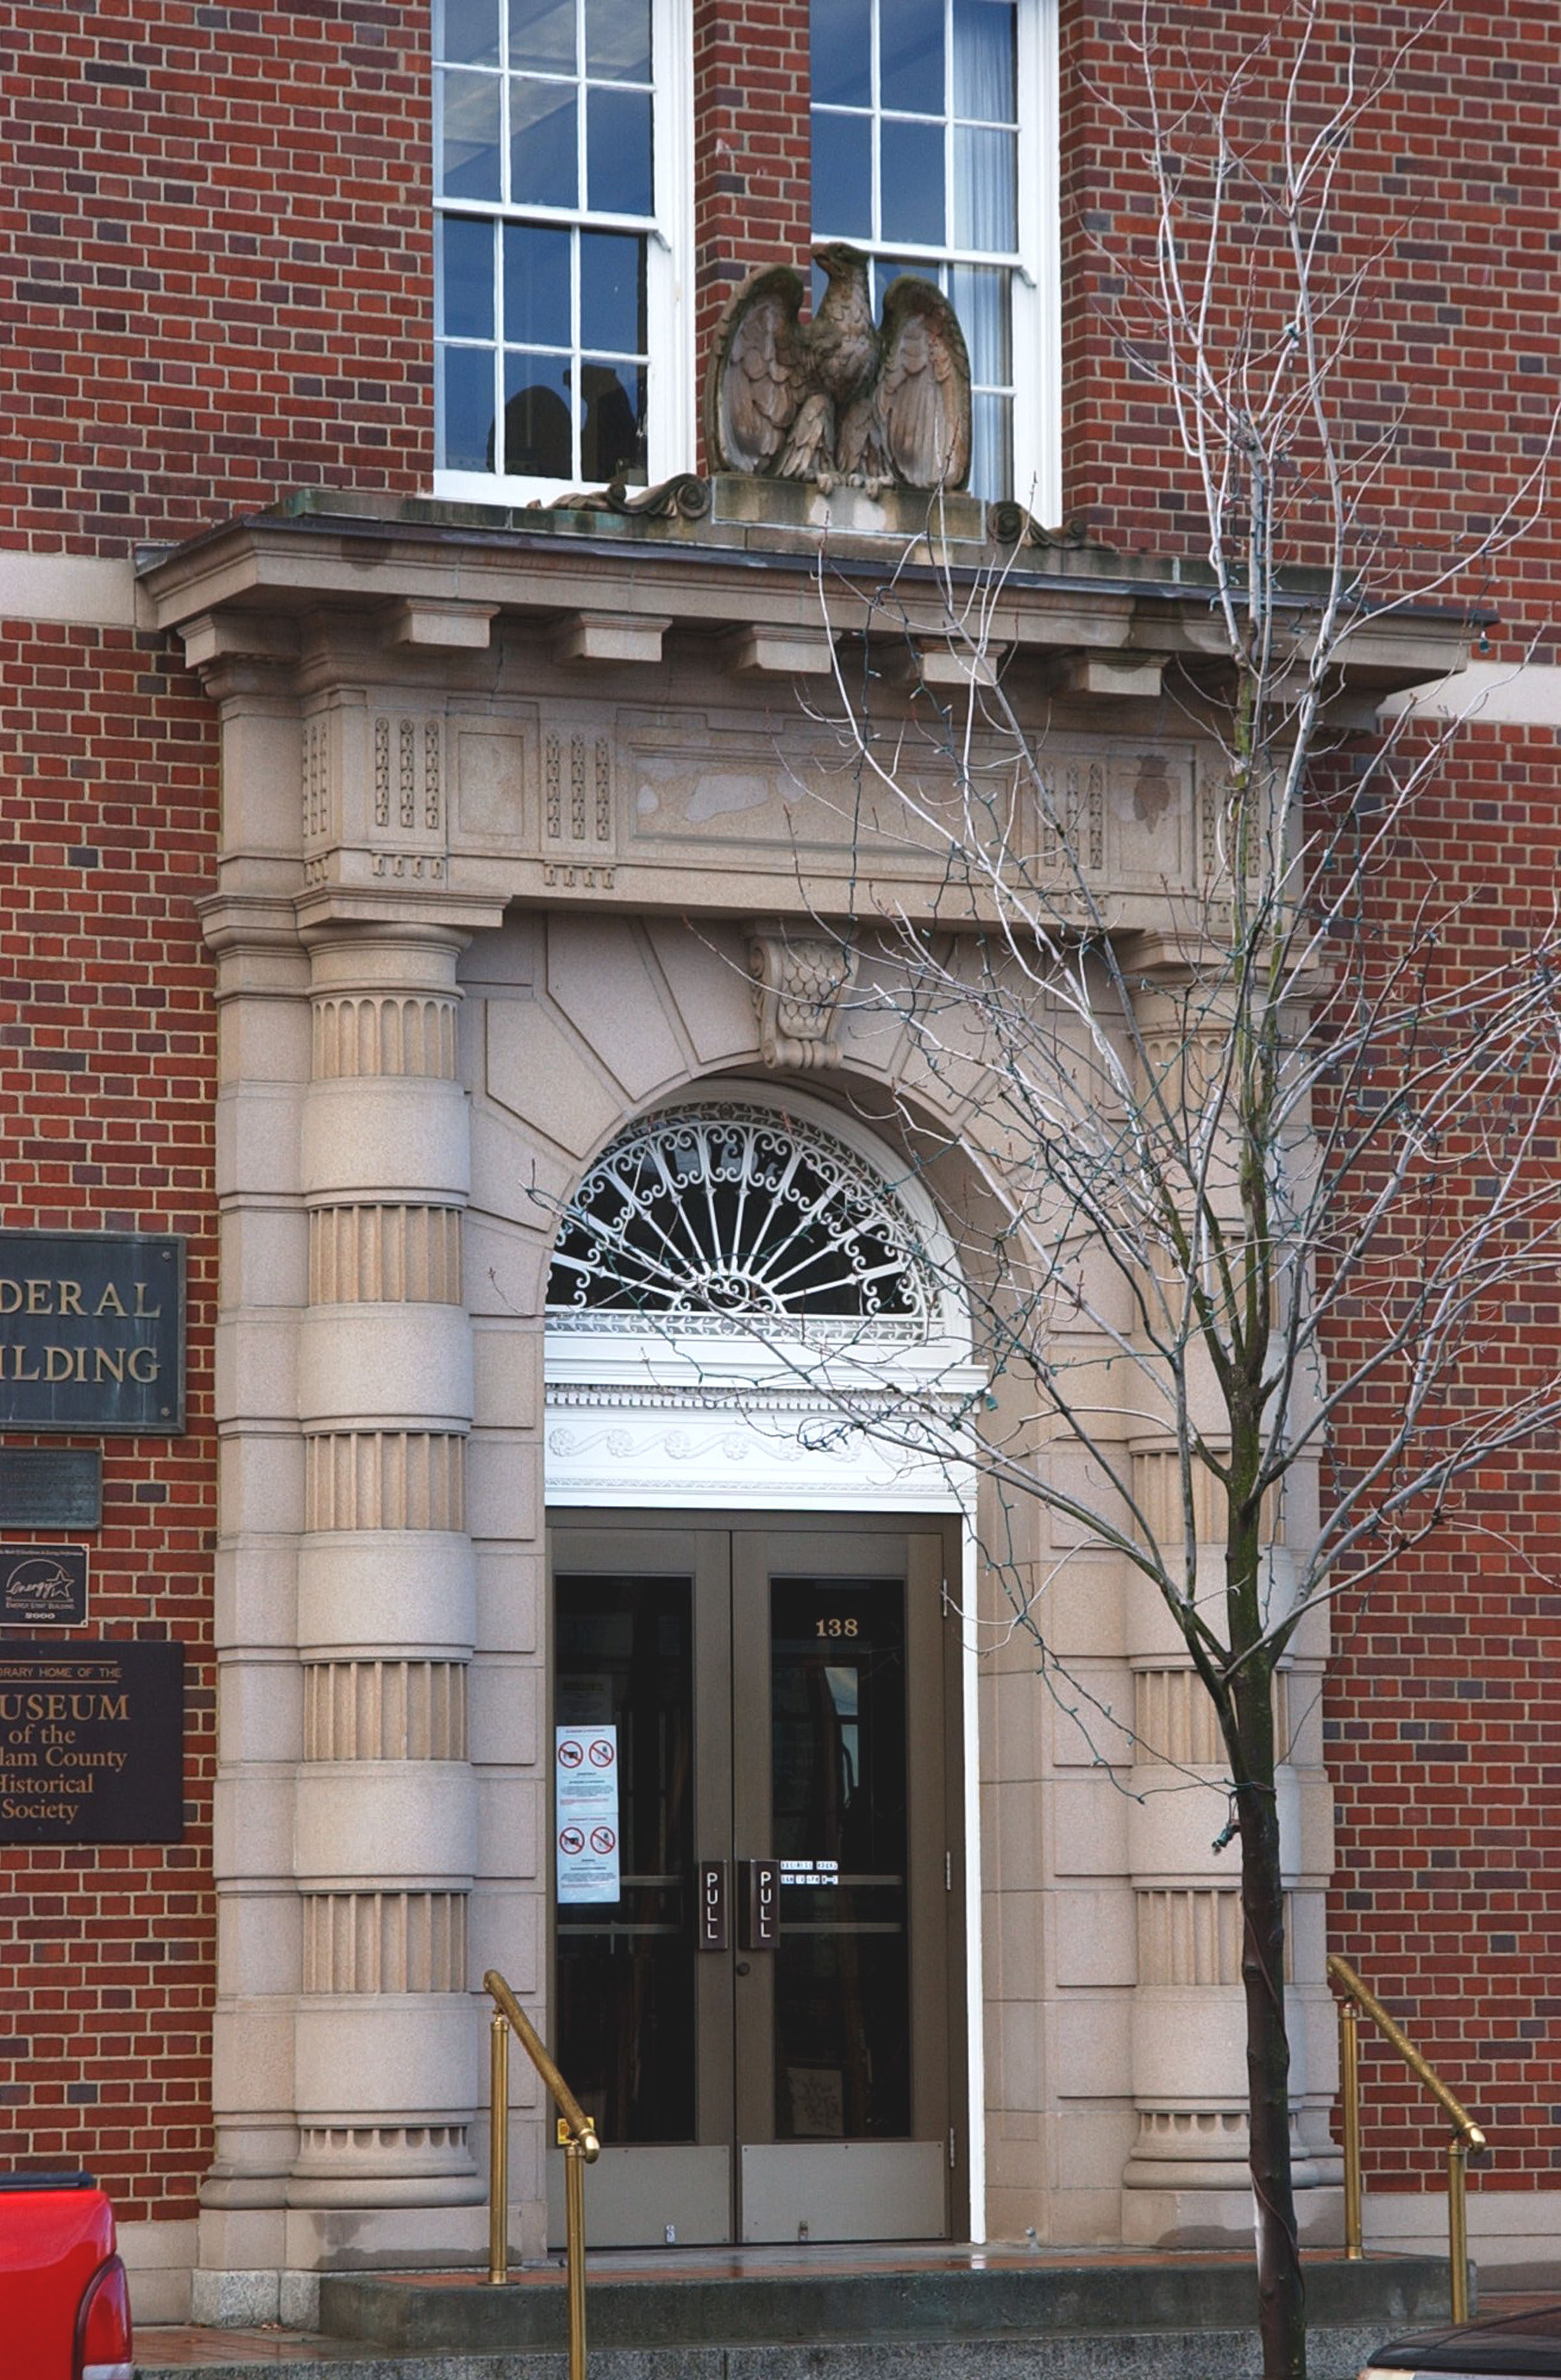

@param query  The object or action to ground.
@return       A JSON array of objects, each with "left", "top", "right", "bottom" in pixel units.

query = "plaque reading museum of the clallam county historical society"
[{"left": 0, "top": 1643, "right": 183, "bottom": 1843}]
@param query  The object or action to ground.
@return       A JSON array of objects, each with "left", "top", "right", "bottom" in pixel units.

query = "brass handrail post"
[
  {"left": 1339, "top": 1995, "right": 1362, "bottom": 2260},
  {"left": 564, "top": 2124, "right": 596, "bottom": 2380},
  {"left": 1327, "top": 1953, "right": 1486, "bottom": 2320},
  {"left": 1448, "top": 2136, "right": 1471, "bottom": 2325},
  {"left": 488, "top": 2009, "right": 511, "bottom": 2286},
  {"left": 482, "top": 1966, "right": 600, "bottom": 2380},
  {"left": 483, "top": 1967, "right": 599, "bottom": 2144}
]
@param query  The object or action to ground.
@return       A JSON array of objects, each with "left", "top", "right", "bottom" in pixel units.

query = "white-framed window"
[
  {"left": 810, "top": 0, "right": 1058, "bottom": 515},
  {"left": 433, "top": 0, "right": 693, "bottom": 503}
]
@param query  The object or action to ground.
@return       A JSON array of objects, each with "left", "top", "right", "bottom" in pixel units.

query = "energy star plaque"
[
  {"left": 0, "top": 1642, "right": 184, "bottom": 1843},
  {"left": 0, "top": 1545, "right": 88, "bottom": 1627}
]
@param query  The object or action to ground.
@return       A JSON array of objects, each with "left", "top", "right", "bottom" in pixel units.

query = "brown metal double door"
[{"left": 546, "top": 1512, "right": 957, "bottom": 2247}]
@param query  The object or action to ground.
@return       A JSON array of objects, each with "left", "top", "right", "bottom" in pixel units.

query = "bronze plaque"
[
  {"left": 0, "top": 1232, "right": 185, "bottom": 1434},
  {"left": 0, "top": 1642, "right": 184, "bottom": 1843},
  {"left": 0, "top": 1450, "right": 102, "bottom": 1527}
]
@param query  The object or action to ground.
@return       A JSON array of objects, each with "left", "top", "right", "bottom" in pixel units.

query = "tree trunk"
[{"left": 1233, "top": 1665, "right": 1305, "bottom": 2380}]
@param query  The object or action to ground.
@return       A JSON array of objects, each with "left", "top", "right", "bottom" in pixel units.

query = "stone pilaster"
[{"left": 196, "top": 656, "right": 315, "bottom": 2297}]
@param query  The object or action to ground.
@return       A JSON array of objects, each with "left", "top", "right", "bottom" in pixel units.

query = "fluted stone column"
[
  {"left": 287, "top": 924, "right": 482, "bottom": 2236},
  {"left": 1119, "top": 949, "right": 1338, "bottom": 2243}
]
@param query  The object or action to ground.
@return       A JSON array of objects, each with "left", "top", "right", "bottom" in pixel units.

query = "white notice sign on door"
[{"left": 555, "top": 1724, "right": 620, "bottom": 1904}]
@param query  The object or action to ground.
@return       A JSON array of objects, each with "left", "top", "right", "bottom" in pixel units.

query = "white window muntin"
[
  {"left": 812, "top": 1, "right": 1022, "bottom": 257},
  {"left": 433, "top": 0, "right": 693, "bottom": 505},
  {"left": 811, "top": 0, "right": 1058, "bottom": 518}
]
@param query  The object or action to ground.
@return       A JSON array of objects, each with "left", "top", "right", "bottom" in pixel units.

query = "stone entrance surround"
[{"left": 138, "top": 480, "right": 1463, "bottom": 2308}]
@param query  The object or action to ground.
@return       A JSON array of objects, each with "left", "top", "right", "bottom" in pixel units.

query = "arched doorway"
[{"left": 542, "top": 1086, "right": 978, "bottom": 2245}]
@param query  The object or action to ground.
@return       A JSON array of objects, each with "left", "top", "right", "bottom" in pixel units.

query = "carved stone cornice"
[{"left": 139, "top": 492, "right": 1473, "bottom": 696}]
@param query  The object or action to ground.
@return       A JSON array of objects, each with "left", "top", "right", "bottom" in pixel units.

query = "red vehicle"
[{"left": 0, "top": 2172, "right": 133, "bottom": 2379}]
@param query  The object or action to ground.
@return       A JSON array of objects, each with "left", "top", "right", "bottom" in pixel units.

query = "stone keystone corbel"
[{"left": 748, "top": 925, "right": 858, "bottom": 1072}]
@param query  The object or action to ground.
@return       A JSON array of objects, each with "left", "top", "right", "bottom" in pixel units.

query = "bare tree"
[
  {"left": 536, "top": 10, "right": 1559, "bottom": 2375},
  {"left": 748, "top": 10, "right": 1560, "bottom": 2377}
]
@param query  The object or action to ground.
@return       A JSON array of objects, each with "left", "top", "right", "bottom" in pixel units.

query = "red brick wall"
[
  {"left": 1317, "top": 714, "right": 1561, "bottom": 2193},
  {"left": 1059, "top": 0, "right": 1560, "bottom": 647},
  {"left": 0, "top": 621, "right": 219, "bottom": 2218},
  {"left": 2, "top": 0, "right": 433, "bottom": 554},
  {"left": 692, "top": 0, "right": 813, "bottom": 400}
]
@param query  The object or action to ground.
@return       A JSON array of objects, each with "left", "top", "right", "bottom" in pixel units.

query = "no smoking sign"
[{"left": 555, "top": 1724, "right": 620, "bottom": 1904}]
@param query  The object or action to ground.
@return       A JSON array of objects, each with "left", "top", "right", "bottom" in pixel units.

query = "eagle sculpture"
[{"left": 705, "top": 243, "right": 972, "bottom": 491}]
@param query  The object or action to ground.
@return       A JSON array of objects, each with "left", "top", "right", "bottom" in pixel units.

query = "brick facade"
[
  {"left": 1324, "top": 715, "right": 1561, "bottom": 2191},
  {"left": 4, "top": 0, "right": 1561, "bottom": 2279},
  {"left": 691, "top": 0, "right": 813, "bottom": 375},
  {"left": 0, "top": 621, "right": 217, "bottom": 2219},
  {"left": 3, "top": 0, "right": 432, "bottom": 550}
]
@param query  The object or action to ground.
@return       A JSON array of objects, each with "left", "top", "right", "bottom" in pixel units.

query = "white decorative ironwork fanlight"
[
  {"left": 547, "top": 1101, "right": 941, "bottom": 1337},
  {"left": 543, "top": 1086, "right": 979, "bottom": 1510}
]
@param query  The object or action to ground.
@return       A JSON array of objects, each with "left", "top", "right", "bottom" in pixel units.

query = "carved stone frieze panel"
[
  {"left": 542, "top": 727, "right": 615, "bottom": 858},
  {"left": 544, "top": 1389, "right": 967, "bottom": 1511},
  {"left": 302, "top": 713, "right": 333, "bottom": 851},
  {"left": 189, "top": 627, "right": 1216, "bottom": 937},
  {"left": 620, "top": 702, "right": 961, "bottom": 867},
  {"left": 295, "top": 695, "right": 453, "bottom": 896},
  {"left": 449, "top": 710, "right": 535, "bottom": 850}
]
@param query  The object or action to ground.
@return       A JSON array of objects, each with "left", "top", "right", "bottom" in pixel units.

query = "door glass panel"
[
  {"left": 555, "top": 1573, "right": 695, "bottom": 2142},
  {"left": 769, "top": 1576, "right": 910, "bottom": 2141}
]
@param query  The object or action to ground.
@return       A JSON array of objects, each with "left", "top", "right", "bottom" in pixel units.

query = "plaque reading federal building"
[
  {"left": 0, "top": 1642, "right": 184, "bottom": 1842},
  {"left": 0, "top": 1232, "right": 185, "bottom": 1434}
]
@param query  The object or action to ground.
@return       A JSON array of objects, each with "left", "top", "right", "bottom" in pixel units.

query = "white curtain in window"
[{"left": 952, "top": 0, "right": 1015, "bottom": 250}]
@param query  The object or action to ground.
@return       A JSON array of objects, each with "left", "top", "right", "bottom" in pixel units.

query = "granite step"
[{"left": 133, "top": 2251, "right": 1456, "bottom": 2380}]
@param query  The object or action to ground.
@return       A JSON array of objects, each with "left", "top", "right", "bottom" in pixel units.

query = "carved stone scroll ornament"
[
  {"left": 987, "top": 501, "right": 1109, "bottom": 552},
  {"left": 544, "top": 472, "right": 712, "bottom": 519},
  {"left": 707, "top": 244, "right": 972, "bottom": 490},
  {"left": 749, "top": 928, "right": 858, "bottom": 1071}
]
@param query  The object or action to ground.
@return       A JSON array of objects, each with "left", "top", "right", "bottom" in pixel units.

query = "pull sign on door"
[
  {"left": 699, "top": 1860, "right": 728, "bottom": 1951},
  {"left": 740, "top": 1856, "right": 779, "bottom": 1951}
]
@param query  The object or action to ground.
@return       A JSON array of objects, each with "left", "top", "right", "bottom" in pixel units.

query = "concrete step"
[
  {"left": 319, "top": 2250, "right": 1450, "bottom": 2353},
  {"left": 133, "top": 2253, "right": 1455, "bottom": 2380}
]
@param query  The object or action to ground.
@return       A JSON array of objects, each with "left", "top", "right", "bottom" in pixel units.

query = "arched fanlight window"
[{"left": 547, "top": 1101, "right": 943, "bottom": 1337}]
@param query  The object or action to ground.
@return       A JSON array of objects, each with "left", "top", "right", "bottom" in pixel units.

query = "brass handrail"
[
  {"left": 1327, "top": 1953, "right": 1487, "bottom": 2324},
  {"left": 483, "top": 1967, "right": 600, "bottom": 2380}
]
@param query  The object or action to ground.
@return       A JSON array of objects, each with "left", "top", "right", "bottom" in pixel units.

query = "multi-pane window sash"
[
  {"left": 811, "top": 0, "right": 1049, "bottom": 507},
  {"left": 434, "top": 0, "right": 683, "bottom": 492}
]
